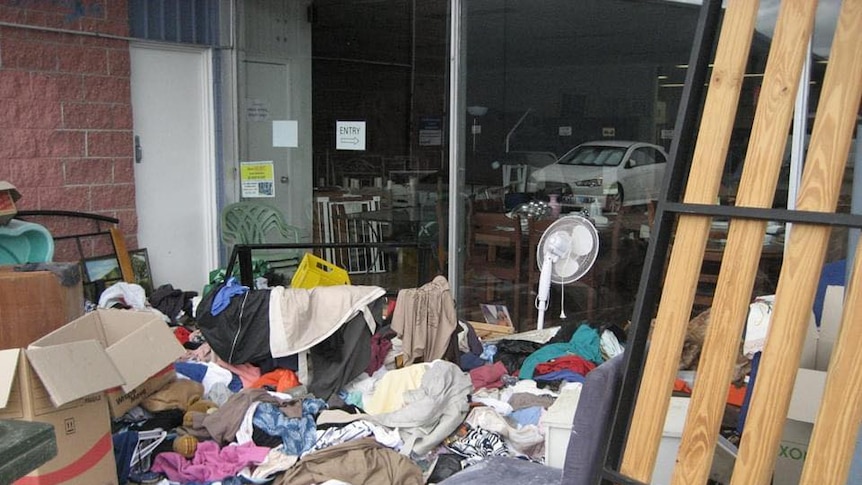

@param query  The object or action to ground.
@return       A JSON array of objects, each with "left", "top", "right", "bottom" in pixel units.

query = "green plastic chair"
[{"left": 220, "top": 201, "right": 303, "bottom": 277}]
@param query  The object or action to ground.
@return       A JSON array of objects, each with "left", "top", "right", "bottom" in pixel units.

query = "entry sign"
[{"left": 336, "top": 121, "right": 366, "bottom": 151}]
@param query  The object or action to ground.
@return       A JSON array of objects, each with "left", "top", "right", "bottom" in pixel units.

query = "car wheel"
[{"left": 606, "top": 183, "right": 623, "bottom": 213}]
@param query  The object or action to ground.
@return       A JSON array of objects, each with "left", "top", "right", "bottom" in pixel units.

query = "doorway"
[{"left": 130, "top": 43, "right": 218, "bottom": 294}]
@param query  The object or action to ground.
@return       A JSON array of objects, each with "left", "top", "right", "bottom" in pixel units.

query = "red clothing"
[
  {"left": 469, "top": 361, "right": 508, "bottom": 390},
  {"left": 533, "top": 354, "right": 596, "bottom": 377}
]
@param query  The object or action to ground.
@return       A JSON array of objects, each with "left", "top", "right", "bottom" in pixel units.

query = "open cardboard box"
[
  {"left": 0, "top": 309, "right": 185, "bottom": 484},
  {"left": 774, "top": 284, "right": 843, "bottom": 484}
]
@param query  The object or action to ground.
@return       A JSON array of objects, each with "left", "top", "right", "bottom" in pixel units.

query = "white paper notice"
[
  {"left": 336, "top": 121, "right": 366, "bottom": 151},
  {"left": 273, "top": 120, "right": 298, "bottom": 148}
]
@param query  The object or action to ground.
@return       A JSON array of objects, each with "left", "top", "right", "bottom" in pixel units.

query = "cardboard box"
[
  {"left": 0, "top": 349, "right": 120, "bottom": 485},
  {"left": 0, "top": 181, "right": 21, "bottom": 225},
  {"left": 543, "top": 390, "right": 700, "bottom": 485},
  {"left": 105, "top": 366, "right": 176, "bottom": 420},
  {"left": 0, "top": 309, "right": 185, "bottom": 484},
  {"left": 30, "top": 309, "right": 186, "bottom": 419},
  {"left": 0, "top": 264, "right": 84, "bottom": 349},
  {"left": 774, "top": 285, "right": 843, "bottom": 484}
]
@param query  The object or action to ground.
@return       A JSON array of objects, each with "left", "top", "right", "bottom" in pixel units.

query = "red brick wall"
[{"left": 0, "top": 0, "right": 137, "bottom": 260}]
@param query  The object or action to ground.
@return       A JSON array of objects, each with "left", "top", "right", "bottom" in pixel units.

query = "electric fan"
[{"left": 534, "top": 214, "right": 600, "bottom": 329}]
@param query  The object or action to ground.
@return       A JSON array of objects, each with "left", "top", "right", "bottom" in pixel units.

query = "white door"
[{"left": 130, "top": 43, "right": 217, "bottom": 294}]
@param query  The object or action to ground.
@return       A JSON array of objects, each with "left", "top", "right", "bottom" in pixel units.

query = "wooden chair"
[
  {"left": 314, "top": 195, "right": 386, "bottom": 274},
  {"left": 466, "top": 210, "right": 525, "bottom": 329}
]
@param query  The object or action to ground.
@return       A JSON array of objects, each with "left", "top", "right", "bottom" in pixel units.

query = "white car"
[{"left": 526, "top": 140, "right": 667, "bottom": 212}]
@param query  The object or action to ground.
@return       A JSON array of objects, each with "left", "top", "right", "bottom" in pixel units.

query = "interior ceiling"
[
  {"left": 466, "top": 0, "right": 702, "bottom": 69},
  {"left": 311, "top": 0, "right": 703, "bottom": 69}
]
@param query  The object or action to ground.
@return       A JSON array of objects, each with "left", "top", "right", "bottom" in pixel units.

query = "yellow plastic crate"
[{"left": 290, "top": 252, "right": 351, "bottom": 288}]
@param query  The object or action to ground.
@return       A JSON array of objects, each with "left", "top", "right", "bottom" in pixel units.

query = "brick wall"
[{"left": 0, "top": 0, "right": 136, "bottom": 260}]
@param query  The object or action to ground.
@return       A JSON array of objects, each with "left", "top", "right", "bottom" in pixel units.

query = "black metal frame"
[
  {"left": 14, "top": 210, "right": 121, "bottom": 261},
  {"left": 598, "top": 1, "right": 862, "bottom": 483},
  {"left": 224, "top": 241, "right": 433, "bottom": 288}
]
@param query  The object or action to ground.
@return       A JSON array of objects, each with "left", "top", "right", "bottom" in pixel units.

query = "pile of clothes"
[{"left": 108, "top": 275, "right": 629, "bottom": 484}]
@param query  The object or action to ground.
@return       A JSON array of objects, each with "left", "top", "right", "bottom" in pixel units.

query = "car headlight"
[{"left": 574, "top": 178, "right": 602, "bottom": 188}]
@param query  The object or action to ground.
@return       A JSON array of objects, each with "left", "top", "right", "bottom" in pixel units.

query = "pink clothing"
[
  {"left": 152, "top": 440, "right": 270, "bottom": 483},
  {"left": 215, "top": 357, "right": 262, "bottom": 388}
]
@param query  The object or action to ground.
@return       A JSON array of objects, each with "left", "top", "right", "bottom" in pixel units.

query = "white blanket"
[{"left": 269, "top": 285, "right": 386, "bottom": 358}]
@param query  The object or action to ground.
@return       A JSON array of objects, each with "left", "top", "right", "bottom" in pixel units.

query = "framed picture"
[
  {"left": 82, "top": 248, "right": 154, "bottom": 297},
  {"left": 129, "top": 248, "right": 154, "bottom": 295},
  {"left": 83, "top": 254, "right": 123, "bottom": 284},
  {"left": 480, "top": 303, "right": 514, "bottom": 328}
]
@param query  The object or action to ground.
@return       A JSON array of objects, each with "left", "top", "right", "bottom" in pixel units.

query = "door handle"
[{"left": 135, "top": 135, "right": 143, "bottom": 163}]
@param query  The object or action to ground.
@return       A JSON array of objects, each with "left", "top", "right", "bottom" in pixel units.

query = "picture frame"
[
  {"left": 129, "top": 248, "right": 154, "bottom": 295},
  {"left": 82, "top": 248, "right": 154, "bottom": 297},
  {"left": 82, "top": 254, "right": 123, "bottom": 304},
  {"left": 83, "top": 254, "right": 123, "bottom": 285},
  {"left": 480, "top": 303, "right": 514, "bottom": 328}
]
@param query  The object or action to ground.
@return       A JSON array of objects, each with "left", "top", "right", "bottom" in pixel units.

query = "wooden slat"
[
  {"left": 110, "top": 227, "right": 135, "bottom": 283},
  {"left": 620, "top": 0, "right": 760, "bottom": 480},
  {"left": 741, "top": 1, "right": 862, "bottom": 483},
  {"left": 802, "top": 249, "right": 862, "bottom": 484},
  {"left": 674, "top": 1, "right": 820, "bottom": 484}
]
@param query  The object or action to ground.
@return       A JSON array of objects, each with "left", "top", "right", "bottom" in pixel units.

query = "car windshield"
[{"left": 557, "top": 146, "right": 626, "bottom": 167}]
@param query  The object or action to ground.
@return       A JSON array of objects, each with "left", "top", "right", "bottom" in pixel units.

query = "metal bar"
[
  {"left": 238, "top": 247, "right": 253, "bottom": 287},
  {"left": 15, "top": 210, "right": 119, "bottom": 224},
  {"left": 600, "top": 469, "right": 650, "bottom": 485},
  {"left": 663, "top": 202, "right": 862, "bottom": 228},
  {"left": 604, "top": 0, "right": 723, "bottom": 476},
  {"left": 45, "top": 231, "right": 113, "bottom": 241},
  {"left": 226, "top": 242, "right": 432, "bottom": 289},
  {"left": 223, "top": 246, "right": 239, "bottom": 283}
]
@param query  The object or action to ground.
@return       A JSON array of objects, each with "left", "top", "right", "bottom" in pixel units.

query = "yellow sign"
[
  {"left": 241, "top": 162, "right": 273, "bottom": 181},
  {"left": 240, "top": 161, "right": 275, "bottom": 198}
]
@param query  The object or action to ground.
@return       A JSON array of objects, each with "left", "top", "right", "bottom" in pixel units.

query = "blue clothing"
[
  {"left": 519, "top": 324, "right": 602, "bottom": 380},
  {"left": 174, "top": 361, "right": 208, "bottom": 383},
  {"left": 813, "top": 259, "right": 846, "bottom": 326},
  {"left": 509, "top": 406, "right": 544, "bottom": 427},
  {"left": 113, "top": 430, "right": 138, "bottom": 485},
  {"left": 228, "top": 373, "right": 243, "bottom": 393},
  {"left": 533, "top": 369, "right": 585, "bottom": 383},
  {"left": 252, "top": 398, "right": 327, "bottom": 455},
  {"left": 211, "top": 277, "right": 250, "bottom": 316}
]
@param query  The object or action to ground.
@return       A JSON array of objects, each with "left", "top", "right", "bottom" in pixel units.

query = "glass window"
[
  {"left": 456, "top": 0, "right": 707, "bottom": 330},
  {"left": 225, "top": 0, "right": 852, "bottom": 331},
  {"left": 630, "top": 148, "right": 663, "bottom": 167},
  {"left": 234, "top": 0, "right": 451, "bottom": 291}
]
